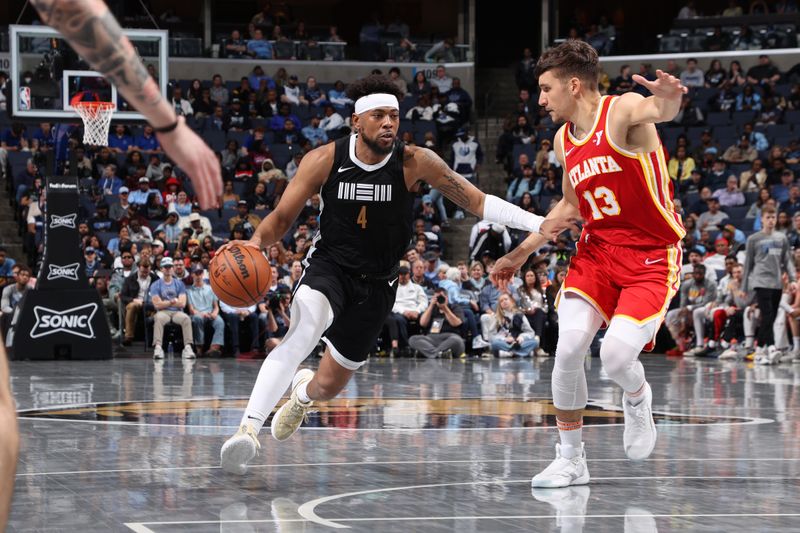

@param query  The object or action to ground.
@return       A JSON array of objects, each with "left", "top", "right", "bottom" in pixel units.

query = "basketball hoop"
[{"left": 73, "top": 101, "right": 115, "bottom": 147}]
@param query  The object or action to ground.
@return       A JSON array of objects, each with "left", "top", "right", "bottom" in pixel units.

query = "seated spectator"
[
  {"left": 304, "top": 76, "right": 328, "bottom": 107},
  {"left": 739, "top": 159, "right": 767, "bottom": 192},
  {"left": 247, "top": 29, "right": 273, "bottom": 59},
  {"left": 169, "top": 87, "right": 193, "bottom": 117},
  {"left": 665, "top": 263, "right": 717, "bottom": 355},
  {"left": 280, "top": 75, "right": 308, "bottom": 106},
  {"left": 409, "top": 71, "right": 431, "bottom": 100},
  {"left": 383, "top": 265, "right": 428, "bottom": 356},
  {"left": 143, "top": 193, "right": 167, "bottom": 221},
  {"left": 679, "top": 58, "right": 705, "bottom": 88},
  {"left": 274, "top": 118, "right": 307, "bottom": 145},
  {"left": 705, "top": 59, "right": 728, "bottom": 85},
  {"left": 772, "top": 169, "right": 796, "bottom": 204},
  {"left": 225, "top": 29, "right": 247, "bottom": 58},
  {"left": 406, "top": 94, "right": 434, "bottom": 121},
  {"left": 408, "top": 288, "right": 464, "bottom": 358},
  {"left": 756, "top": 99, "right": 782, "bottom": 127},
  {"left": 89, "top": 202, "right": 116, "bottom": 233},
  {"left": 722, "top": 136, "right": 757, "bottom": 164},
  {"left": 220, "top": 299, "right": 259, "bottom": 357},
  {"left": 484, "top": 293, "right": 538, "bottom": 357},
  {"left": 429, "top": 65, "right": 453, "bottom": 92},
  {"left": 186, "top": 267, "right": 223, "bottom": 357},
  {"left": 328, "top": 80, "right": 354, "bottom": 111},
  {"left": 742, "top": 122, "right": 769, "bottom": 152},
  {"left": 672, "top": 94, "right": 704, "bottom": 127},
  {"left": 712, "top": 175, "right": 745, "bottom": 207},
  {"left": 131, "top": 126, "right": 160, "bottom": 154},
  {"left": 107, "top": 124, "right": 133, "bottom": 153},
  {"left": 469, "top": 221, "right": 511, "bottom": 262},
  {"left": 209, "top": 74, "right": 229, "bottom": 106},
  {"left": 516, "top": 269, "right": 549, "bottom": 352},
  {"left": 747, "top": 54, "right": 781, "bottom": 86},
  {"left": 668, "top": 145, "right": 696, "bottom": 182},
  {"left": 506, "top": 163, "right": 536, "bottom": 203},
  {"left": 120, "top": 258, "right": 157, "bottom": 345},
  {"left": 781, "top": 185, "right": 800, "bottom": 216},
  {"left": 96, "top": 164, "right": 123, "bottom": 196},
  {"left": 268, "top": 103, "right": 301, "bottom": 131},
  {"left": 735, "top": 85, "right": 762, "bottom": 112},
  {"left": 320, "top": 104, "right": 345, "bottom": 132},
  {"left": 698, "top": 197, "right": 730, "bottom": 232},
  {"left": 128, "top": 218, "right": 153, "bottom": 244},
  {"left": 149, "top": 257, "right": 195, "bottom": 359},
  {"left": 410, "top": 259, "right": 434, "bottom": 290},
  {"left": 0, "top": 266, "right": 29, "bottom": 334},
  {"left": 156, "top": 210, "right": 183, "bottom": 244},
  {"left": 704, "top": 237, "right": 730, "bottom": 274},
  {"left": 301, "top": 115, "right": 329, "bottom": 148},
  {"left": 129, "top": 177, "right": 156, "bottom": 206},
  {"left": 168, "top": 191, "right": 193, "bottom": 218},
  {"left": 0, "top": 249, "right": 15, "bottom": 284},
  {"left": 786, "top": 212, "right": 800, "bottom": 248},
  {"left": 228, "top": 200, "right": 261, "bottom": 238},
  {"left": 611, "top": 65, "right": 634, "bottom": 94},
  {"left": 224, "top": 98, "right": 251, "bottom": 132},
  {"left": 246, "top": 181, "right": 270, "bottom": 211}
]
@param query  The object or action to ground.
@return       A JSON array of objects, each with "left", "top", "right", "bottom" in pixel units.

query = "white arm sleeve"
[{"left": 483, "top": 194, "right": 544, "bottom": 234}]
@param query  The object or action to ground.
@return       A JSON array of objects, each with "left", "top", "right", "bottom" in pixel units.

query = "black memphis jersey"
[{"left": 309, "top": 134, "right": 414, "bottom": 275}]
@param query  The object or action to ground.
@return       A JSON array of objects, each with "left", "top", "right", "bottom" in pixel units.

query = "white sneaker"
[
  {"left": 683, "top": 346, "right": 705, "bottom": 357},
  {"left": 780, "top": 349, "right": 796, "bottom": 364},
  {"left": 624, "top": 507, "right": 658, "bottom": 533},
  {"left": 718, "top": 346, "right": 739, "bottom": 360},
  {"left": 472, "top": 336, "right": 490, "bottom": 350},
  {"left": 532, "top": 485, "right": 590, "bottom": 530},
  {"left": 181, "top": 344, "right": 196, "bottom": 359},
  {"left": 153, "top": 345, "right": 165, "bottom": 359},
  {"left": 622, "top": 382, "right": 657, "bottom": 461},
  {"left": 535, "top": 347, "right": 550, "bottom": 358},
  {"left": 498, "top": 350, "right": 513, "bottom": 358},
  {"left": 220, "top": 423, "right": 261, "bottom": 475},
  {"left": 766, "top": 345, "right": 782, "bottom": 365},
  {"left": 531, "top": 443, "right": 590, "bottom": 488},
  {"left": 271, "top": 369, "right": 314, "bottom": 441}
]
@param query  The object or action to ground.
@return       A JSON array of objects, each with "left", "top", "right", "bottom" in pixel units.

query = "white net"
[{"left": 73, "top": 102, "right": 115, "bottom": 146}]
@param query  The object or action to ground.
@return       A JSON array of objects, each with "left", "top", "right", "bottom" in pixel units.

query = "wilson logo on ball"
[{"left": 230, "top": 246, "right": 251, "bottom": 279}]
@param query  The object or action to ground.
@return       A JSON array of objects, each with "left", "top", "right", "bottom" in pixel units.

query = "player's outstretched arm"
[
  {"left": 404, "top": 145, "right": 578, "bottom": 240},
  {"left": 31, "top": 0, "right": 222, "bottom": 209},
  {"left": 621, "top": 69, "right": 688, "bottom": 125},
  {"left": 0, "top": 341, "right": 18, "bottom": 530}
]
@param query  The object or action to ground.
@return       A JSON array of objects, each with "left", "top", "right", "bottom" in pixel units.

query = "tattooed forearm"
[
  {"left": 439, "top": 172, "right": 471, "bottom": 209},
  {"left": 31, "top": 0, "right": 174, "bottom": 125},
  {"left": 414, "top": 147, "right": 474, "bottom": 211}
]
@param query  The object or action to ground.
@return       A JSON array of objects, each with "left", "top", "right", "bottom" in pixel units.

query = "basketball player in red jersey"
[{"left": 492, "top": 40, "right": 687, "bottom": 488}]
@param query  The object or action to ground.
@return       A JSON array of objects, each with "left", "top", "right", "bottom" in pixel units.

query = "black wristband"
[{"left": 153, "top": 119, "right": 179, "bottom": 134}]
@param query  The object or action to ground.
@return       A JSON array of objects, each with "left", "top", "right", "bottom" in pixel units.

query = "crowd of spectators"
[
  {"left": 502, "top": 48, "right": 800, "bottom": 363},
  {"left": 0, "top": 66, "right": 513, "bottom": 360}
]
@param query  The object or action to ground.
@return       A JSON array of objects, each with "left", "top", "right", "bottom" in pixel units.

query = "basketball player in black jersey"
[{"left": 220, "top": 75, "right": 578, "bottom": 474}]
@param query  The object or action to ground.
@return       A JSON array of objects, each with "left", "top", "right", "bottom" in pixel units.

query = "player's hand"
[
  {"left": 216, "top": 239, "right": 261, "bottom": 256},
  {"left": 491, "top": 255, "right": 523, "bottom": 291},
  {"left": 539, "top": 216, "right": 580, "bottom": 241},
  {"left": 156, "top": 116, "right": 223, "bottom": 210},
  {"left": 632, "top": 69, "right": 688, "bottom": 100}
]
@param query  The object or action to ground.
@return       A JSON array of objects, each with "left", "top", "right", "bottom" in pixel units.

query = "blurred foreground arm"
[
  {"left": 31, "top": 0, "right": 222, "bottom": 208},
  {"left": 0, "top": 341, "right": 18, "bottom": 530}
]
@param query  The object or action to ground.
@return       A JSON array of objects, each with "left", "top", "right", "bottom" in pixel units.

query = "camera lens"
[{"left": 436, "top": 295, "right": 445, "bottom": 304}]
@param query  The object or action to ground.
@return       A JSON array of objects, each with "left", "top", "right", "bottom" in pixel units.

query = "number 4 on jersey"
[
  {"left": 357, "top": 205, "right": 368, "bottom": 229},
  {"left": 582, "top": 186, "right": 621, "bottom": 220}
]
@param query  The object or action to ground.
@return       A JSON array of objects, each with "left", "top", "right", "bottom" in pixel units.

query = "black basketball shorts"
[{"left": 296, "top": 256, "right": 397, "bottom": 369}]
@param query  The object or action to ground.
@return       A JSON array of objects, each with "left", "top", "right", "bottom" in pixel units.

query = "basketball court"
[{"left": 7, "top": 354, "right": 798, "bottom": 531}]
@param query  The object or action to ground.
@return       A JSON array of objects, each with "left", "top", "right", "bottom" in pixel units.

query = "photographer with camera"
[
  {"left": 259, "top": 287, "right": 292, "bottom": 355},
  {"left": 408, "top": 287, "right": 465, "bottom": 358}
]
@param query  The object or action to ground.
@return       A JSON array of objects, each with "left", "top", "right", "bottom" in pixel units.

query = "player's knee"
[
  {"left": 599, "top": 341, "right": 632, "bottom": 379},
  {"left": 554, "top": 330, "right": 593, "bottom": 368}
]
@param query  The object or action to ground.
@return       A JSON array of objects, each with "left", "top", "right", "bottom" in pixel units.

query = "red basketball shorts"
[{"left": 556, "top": 235, "right": 682, "bottom": 351}]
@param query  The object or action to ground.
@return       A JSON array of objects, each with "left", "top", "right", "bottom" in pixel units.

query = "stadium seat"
[
  {"left": 269, "top": 144, "right": 292, "bottom": 169},
  {"left": 658, "top": 35, "right": 683, "bottom": 53},
  {"left": 226, "top": 130, "right": 249, "bottom": 147},
  {"left": 785, "top": 110, "right": 800, "bottom": 124},
  {"left": 722, "top": 205, "right": 748, "bottom": 220},
  {"left": 684, "top": 35, "right": 706, "bottom": 52},
  {"left": 713, "top": 125, "right": 737, "bottom": 140},
  {"left": 731, "top": 111, "right": 757, "bottom": 126},
  {"left": 274, "top": 41, "right": 295, "bottom": 60},
  {"left": 706, "top": 112, "right": 730, "bottom": 127},
  {"left": 686, "top": 127, "right": 704, "bottom": 146},
  {"left": 202, "top": 130, "right": 226, "bottom": 152}
]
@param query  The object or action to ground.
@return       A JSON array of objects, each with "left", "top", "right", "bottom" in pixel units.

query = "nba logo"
[{"left": 19, "top": 86, "right": 31, "bottom": 111}]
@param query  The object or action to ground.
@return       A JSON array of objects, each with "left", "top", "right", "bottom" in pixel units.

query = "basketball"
[{"left": 209, "top": 244, "right": 271, "bottom": 307}]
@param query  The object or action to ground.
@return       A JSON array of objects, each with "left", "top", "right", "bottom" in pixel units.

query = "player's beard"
[{"left": 360, "top": 129, "right": 394, "bottom": 155}]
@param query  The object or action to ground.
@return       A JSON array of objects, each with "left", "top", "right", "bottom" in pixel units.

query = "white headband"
[{"left": 354, "top": 93, "right": 399, "bottom": 114}]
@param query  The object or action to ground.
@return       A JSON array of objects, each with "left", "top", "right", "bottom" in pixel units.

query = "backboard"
[{"left": 9, "top": 24, "right": 168, "bottom": 121}]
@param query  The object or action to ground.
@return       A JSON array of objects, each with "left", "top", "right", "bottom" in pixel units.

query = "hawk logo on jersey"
[
  {"left": 337, "top": 182, "right": 393, "bottom": 202},
  {"left": 568, "top": 155, "right": 623, "bottom": 187}
]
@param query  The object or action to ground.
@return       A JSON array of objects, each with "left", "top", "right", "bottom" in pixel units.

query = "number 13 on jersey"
[
  {"left": 357, "top": 206, "right": 368, "bottom": 229},
  {"left": 582, "top": 186, "right": 621, "bottom": 220}
]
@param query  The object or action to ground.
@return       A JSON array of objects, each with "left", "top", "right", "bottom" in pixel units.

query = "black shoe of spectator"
[{"left": 122, "top": 337, "right": 133, "bottom": 346}]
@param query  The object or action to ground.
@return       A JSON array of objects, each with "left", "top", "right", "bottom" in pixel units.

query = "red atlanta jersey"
[{"left": 561, "top": 95, "right": 685, "bottom": 247}]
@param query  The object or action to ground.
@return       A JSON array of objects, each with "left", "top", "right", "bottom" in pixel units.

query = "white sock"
[
  {"left": 557, "top": 419, "right": 583, "bottom": 458},
  {"left": 296, "top": 381, "right": 311, "bottom": 403},
  {"left": 793, "top": 337, "right": 800, "bottom": 351},
  {"left": 745, "top": 336, "right": 754, "bottom": 349}
]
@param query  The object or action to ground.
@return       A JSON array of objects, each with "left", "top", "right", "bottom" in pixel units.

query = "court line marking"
[
  {"left": 297, "top": 476, "right": 800, "bottom": 528},
  {"left": 123, "top": 511, "right": 800, "bottom": 531},
  {"left": 15, "top": 457, "right": 800, "bottom": 478}
]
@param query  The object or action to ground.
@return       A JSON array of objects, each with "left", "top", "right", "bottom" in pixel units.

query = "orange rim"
[{"left": 73, "top": 102, "right": 115, "bottom": 111}]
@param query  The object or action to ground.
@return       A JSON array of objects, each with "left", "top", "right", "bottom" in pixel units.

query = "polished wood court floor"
[{"left": 8, "top": 353, "right": 800, "bottom": 532}]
